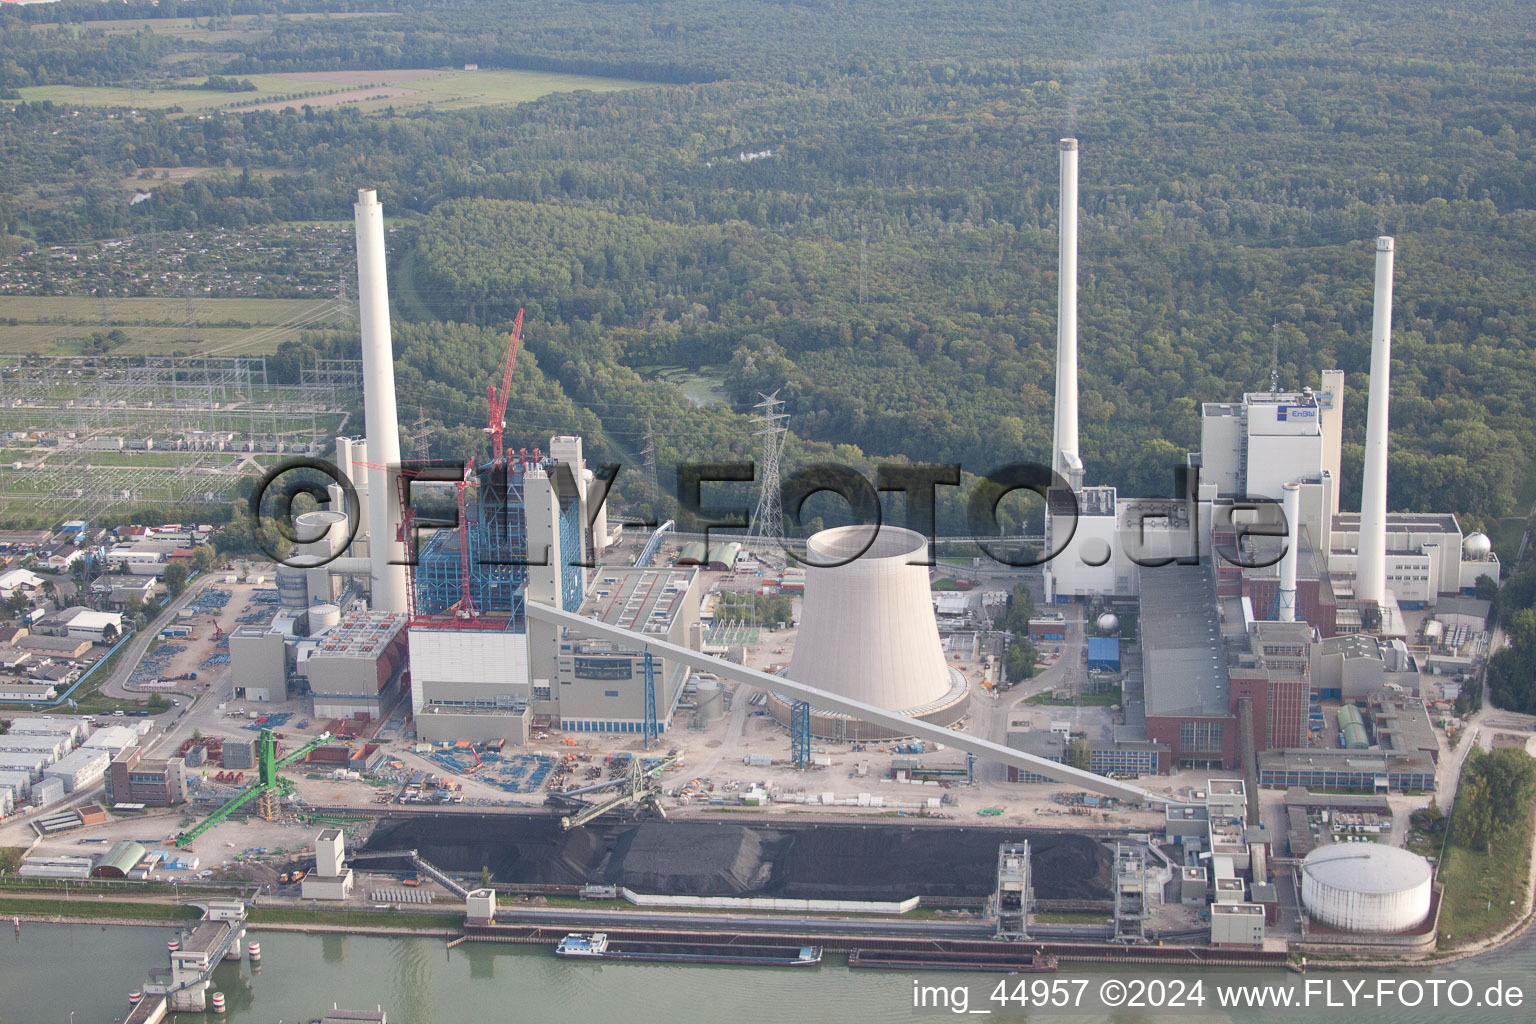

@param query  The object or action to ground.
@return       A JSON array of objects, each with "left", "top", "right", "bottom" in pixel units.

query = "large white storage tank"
[{"left": 1300, "top": 844, "right": 1432, "bottom": 933}]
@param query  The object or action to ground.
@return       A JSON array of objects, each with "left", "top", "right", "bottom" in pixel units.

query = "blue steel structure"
[
  {"left": 790, "top": 700, "right": 811, "bottom": 768},
  {"left": 412, "top": 458, "right": 584, "bottom": 625},
  {"left": 642, "top": 652, "right": 658, "bottom": 748}
]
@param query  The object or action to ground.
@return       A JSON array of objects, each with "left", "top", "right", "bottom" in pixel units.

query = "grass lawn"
[
  {"left": 1026, "top": 686, "right": 1122, "bottom": 707},
  {"left": 18, "top": 67, "right": 651, "bottom": 116},
  {"left": 1032, "top": 911, "right": 1110, "bottom": 925},
  {"left": 0, "top": 296, "right": 351, "bottom": 356},
  {"left": 0, "top": 895, "right": 202, "bottom": 922},
  {"left": 1437, "top": 802, "right": 1534, "bottom": 947}
]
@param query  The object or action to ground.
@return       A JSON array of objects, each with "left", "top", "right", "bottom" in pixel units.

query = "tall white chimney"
[
  {"left": 1278, "top": 481, "right": 1301, "bottom": 622},
  {"left": 1356, "top": 236, "right": 1394, "bottom": 613},
  {"left": 1052, "top": 138, "right": 1082, "bottom": 490},
  {"left": 354, "top": 188, "right": 408, "bottom": 614}
]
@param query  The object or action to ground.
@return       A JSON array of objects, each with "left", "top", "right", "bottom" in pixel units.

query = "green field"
[
  {"left": 18, "top": 67, "right": 651, "bottom": 116},
  {"left": 1437, "top": 803, "right": 1534, "bottom": 946},
  {"left": 0, "top": 296, "right": 352, "bottom": 356}
]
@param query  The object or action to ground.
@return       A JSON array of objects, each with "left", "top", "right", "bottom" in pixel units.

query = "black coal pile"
[{"left": 365, "top": 815, "right": 1113, "bottom": 901}]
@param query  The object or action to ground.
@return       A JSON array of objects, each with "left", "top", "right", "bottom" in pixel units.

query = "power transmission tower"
[
  {"left": 746, "top": 392, "right": 788, "bottom": 558},
  {"left": 640, "top": 419, "right": 660, "bottom": 500}
]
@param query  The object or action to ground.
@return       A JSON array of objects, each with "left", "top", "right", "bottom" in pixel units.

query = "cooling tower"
[{"left": 770, "top": 525, "right": 969, "bottom": 740}]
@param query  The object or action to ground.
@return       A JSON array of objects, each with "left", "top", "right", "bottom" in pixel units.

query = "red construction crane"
[{"left": 486, "top": 308, "right": 524, "bottom": 463}]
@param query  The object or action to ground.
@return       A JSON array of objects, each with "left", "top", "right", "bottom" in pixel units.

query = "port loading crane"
[
  {"left": 174, "top": 729, "right": 333, "bottom": 848},
  {"left": 552, "top": 751, "right": 681, "bottom": 831}
]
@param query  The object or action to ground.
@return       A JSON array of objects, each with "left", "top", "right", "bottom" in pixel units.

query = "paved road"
[{"left": 99, "top": 574, "right": 222, "bottom": 702}]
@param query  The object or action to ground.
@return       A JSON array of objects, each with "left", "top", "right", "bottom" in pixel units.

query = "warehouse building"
[
  {"left": 0, "top": 681, "right": 56, "bottom": 701},
  {"left": 15, "top": 636, "right": 92, "bottom": 659},
  {"left": 0, "top": 769, "right": 32, "bottom": 799},
  {"left": 91, "top": 840, "right": 148, "bottom": 879},
  {"left": 1210, "top": 902, "right": 1267, "bottom": 947},
  {"left": 1368, "top": 697, "right": 1440, "bottom": 764},
  {"left": 1258, "top": 747, "right": 1435, "bottom": 792},
  {"left": 1140, "top": 563, "right": 1237, "bottom": 769},
  {"left": 1003, "top": 726, "right": 1169, "bottom": 781}
]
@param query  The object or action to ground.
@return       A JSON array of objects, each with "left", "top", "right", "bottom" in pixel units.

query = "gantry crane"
[
  {"left": 485, "top": 308, "right": 524, "bottom": 463},
  {"left": 557, "top": 751, "right": 681, "bottom": 831},
  {"left": 174, "top": 729, "right": 333, "bottom": 847}
]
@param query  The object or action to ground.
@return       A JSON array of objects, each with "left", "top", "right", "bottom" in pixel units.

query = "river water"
[{"left": 3, "top": 921, "right": 1532, "bottom": 1023}]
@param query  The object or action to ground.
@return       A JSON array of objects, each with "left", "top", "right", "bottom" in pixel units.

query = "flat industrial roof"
[
  {"left": 1283, "top": 787, "right": 1391, "bottom": 812},
  {"left": 179, "top": 921, "right": 231, "bottom": 955},
  {"left": 1006, "top": 730, "right": 1065, "bottom": 759},
  {"left": 581, "top": 566, "right": 696, "bottom": 634},
  {"left": 1140, "top": 563, "right": 1230, "bottom": 718},
  {"left": 308, "top": 611, "right": 406, "bottom": 660},
  {"left": 1331, "top": 511, "right": 1460, "bottom": 535},
  {"left": 1258, "top": 747, "right": 1435, "bottom": 772}
]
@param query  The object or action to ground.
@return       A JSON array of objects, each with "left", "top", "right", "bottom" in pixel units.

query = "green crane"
[{"left": 174, "top": 729, "right": 333, "bottom": 848}]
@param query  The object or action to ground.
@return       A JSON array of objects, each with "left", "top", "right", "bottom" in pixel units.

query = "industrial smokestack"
[
  {"left": 1278, "top": 481, "right": 1301, "bottom": 622},
  {"left": 1052, "top": 138, "right": 1082, "bottom": 490},
  {"left": 353, "top": 188, "right": 408, "bottom": 614},
  {"left": 1356, "top": 236, "right": 1394, "bottom": 613}
]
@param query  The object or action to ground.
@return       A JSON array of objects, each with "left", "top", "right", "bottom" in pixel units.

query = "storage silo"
[
  {"left": 1300, "top": 844, "right": 1432, "bottom": 933},
  {"left": 771, "top": 525, "right": 969, "bottom": 740},
  {"left": 693, "top": 680, "right": 724, "bottom": 726},
  {"left": 308, "top": 603, "right": 342, "bottom": 636}
]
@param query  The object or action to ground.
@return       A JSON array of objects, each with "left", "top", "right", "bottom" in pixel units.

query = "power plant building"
[
  {"left": 302, "top": 610, "right": 409, "bottom": 720},
  {"left": 552, "top": 566, "right": 701, "bottom": 734}
]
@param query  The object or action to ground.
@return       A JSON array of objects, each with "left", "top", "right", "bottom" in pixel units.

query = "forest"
[{"left": 2, "top": 0, "right": 1536, "bottom": 538}]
